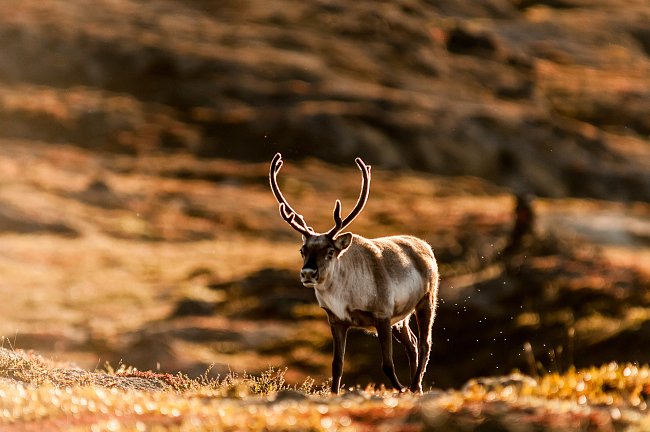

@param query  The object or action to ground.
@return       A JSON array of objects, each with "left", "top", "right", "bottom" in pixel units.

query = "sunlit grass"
[
  {"left": 1, "top": 347, "right": 650, "bottom": 431},
  {"left": 463, "top": 363, "right": 650, "bottom": 408}
]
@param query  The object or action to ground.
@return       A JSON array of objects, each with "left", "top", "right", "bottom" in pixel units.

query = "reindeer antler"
[
  {"left": 269, "top": 154, "right": 371, "bottom": 238},
  {"left": 269, "top": 153, "right": 315, "bottom": 237},
  {"left": 326, "top": 157, "right": 371, "bottom": 238}
]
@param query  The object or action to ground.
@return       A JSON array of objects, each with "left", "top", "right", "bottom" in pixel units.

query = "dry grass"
[{"left": 1, "top": 347, "right": 650, "bottom": 431}]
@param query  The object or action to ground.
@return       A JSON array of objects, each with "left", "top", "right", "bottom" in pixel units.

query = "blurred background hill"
[
  {"left": 1, "top": 0, "right": 648, "bottom": 199},
  {"left": 0, "top": 0, "right": 648, "bottom": 390}
]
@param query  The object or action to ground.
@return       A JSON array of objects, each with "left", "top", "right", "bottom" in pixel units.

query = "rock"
[
  {"left": 446, "top": 24, "right": 500, "bottom": 58},
  {"left": 0, "top": 202, "right": 79, "bottom": 237},
  {"left": 272, "top": 389, "right": 310, "bottom": 402},
  {"left": 171, "top": 299, "right": 216, "bottom": 318},
  {"left": 462, "top": 373, "right": 538, "bottom": 393}
]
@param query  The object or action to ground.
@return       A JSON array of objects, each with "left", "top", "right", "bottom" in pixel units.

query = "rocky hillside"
[{"left": 0, "top": 0, "right": 648, "bottom": 199}]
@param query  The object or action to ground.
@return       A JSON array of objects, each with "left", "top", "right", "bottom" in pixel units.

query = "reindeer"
[{"left": 269, "top": 153, "right": 439, "bottom": 394}]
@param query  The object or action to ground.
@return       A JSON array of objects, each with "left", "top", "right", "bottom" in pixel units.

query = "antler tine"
[
  {"left": 270, "top": 153, "right": 314, "bottom": 236},
  {"left": 330, "top": 199, "right": 343, "bottom": 233},
  {"left": 327, "top": 157, "right": 371, "bottom": 238},
  {"left": 279, "top": 204, "right": 313, "bottom": 237}
]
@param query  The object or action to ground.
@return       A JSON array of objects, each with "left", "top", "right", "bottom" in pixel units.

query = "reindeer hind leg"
[
  {"left": 377, "top": 318, "right": 404, "bottom": 391},
  {"left": 392, "top": 319, "right": 419, "bottom": 389},
  {"left": 412, "top": 291, "right": 435, "bottom": 393}
]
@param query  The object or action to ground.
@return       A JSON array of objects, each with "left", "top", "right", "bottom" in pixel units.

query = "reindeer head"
[{"left": 269, "top": 153, "right": 371, "bottom": 287}]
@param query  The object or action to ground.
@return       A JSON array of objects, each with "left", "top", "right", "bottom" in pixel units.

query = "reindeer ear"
[{"left": 333, "top": 233, "right": 353, "bottom": 251}]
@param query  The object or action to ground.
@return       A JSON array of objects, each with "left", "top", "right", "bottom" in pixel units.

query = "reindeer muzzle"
[{"left": 300, "top": 268, "right": 318, "bottom": 286}]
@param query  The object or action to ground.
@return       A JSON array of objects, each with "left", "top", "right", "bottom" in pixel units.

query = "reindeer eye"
[
  {"left": 299, "top": 248, "right": 305, "bottom": 257},
  {"left": 326, "top": 249, "right": 335, "bottom": 259}
]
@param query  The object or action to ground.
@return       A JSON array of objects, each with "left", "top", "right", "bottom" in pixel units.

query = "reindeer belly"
[
  {"left": 314, "top": 271, "right": 425, "bottom": 327},
  {"left": 390, "top": 273, "right": 427, "bottom": 323}
]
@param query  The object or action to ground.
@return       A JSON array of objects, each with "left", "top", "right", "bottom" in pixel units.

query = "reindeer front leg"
[
  {"left": 330, "top": 323, "right": 349, "bottom": 394},
  {"left": 377, "top": 318, "right": 404, "bottom": 391}
]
